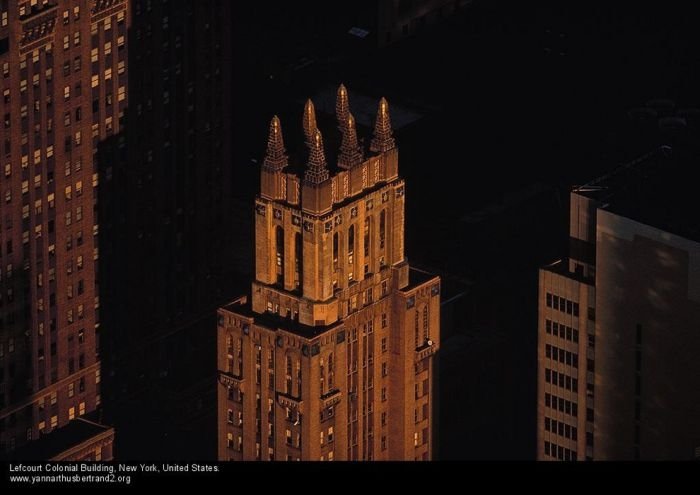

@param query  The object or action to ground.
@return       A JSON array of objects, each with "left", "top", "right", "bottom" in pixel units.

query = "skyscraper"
[
  {"left": 537, "top": 146, "right": 700, "bottom": 460},
  {"left": 99, "top": 0, "right": 235, "bottom": 459},
  {"left": 216, "top": 87, "right": 441, "bottom": 461},
  {"left": 0, "top": 0, "right": 127, "bottom": 458}
]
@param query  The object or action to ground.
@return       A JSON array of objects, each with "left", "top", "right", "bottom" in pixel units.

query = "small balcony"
[
  {"left": 219, "top": 371, "right": 245, "bottom": 390},
  {"left": 277, "top": 391, "right": 303, "bottom": 413},
  {"left": 415, "top": 340, "right": 438, "bottom": 361},
  {"left": 321, "top": 389, "right": 342, "bottom": 408}
]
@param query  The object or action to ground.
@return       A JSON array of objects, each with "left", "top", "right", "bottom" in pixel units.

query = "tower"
[
  {"left": 216, "top": 86, "right": 441, "bottom": 461},
  {"left": 0, "top": 0, "right": 127, "bottom": 458}
]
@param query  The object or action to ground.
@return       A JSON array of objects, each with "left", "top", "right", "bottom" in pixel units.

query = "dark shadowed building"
[
  {"left": 99, "top": 0, "right": 238, "bottom": 459},
  {"left": 537, "top": 145, "right": 700, "bottom": 460}
]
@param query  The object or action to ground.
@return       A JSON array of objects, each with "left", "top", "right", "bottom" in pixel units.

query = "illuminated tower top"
[
  {"left": 370, "top": 97, "right": 396, "bottom": 153},
  {"left": 263, "top": 115, "right": 288, "bottom": 171},
  {"left": 336, "top": 83, "right": 350, "bottom": 127},
  {"left": 304, "top": 129, "right": 330, "bottom": 184},
  {"left": 303, "top": 99, "right": 318, "bottom": 144},
  {"left": 253, "top": 86, "right": 404, "bottom": 326}
]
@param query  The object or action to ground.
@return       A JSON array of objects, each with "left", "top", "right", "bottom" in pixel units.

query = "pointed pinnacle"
[
  {"left": 370, "top": 97, "right": 396, "bottom": 153},
  {"left": 336, "top": 84, "right": 350, "bottom": 127},
  {"left": 305, "top": 128, "right": 330, "bottom": 184},
  {"left": 263, "top": 115, "right": 287, "bottom": 170},
  {"left": 339, "top": 113, "right": 363, "bottom": 169},
  {"left": 303, "top": 99, "right": 317, "bottom": 144}
]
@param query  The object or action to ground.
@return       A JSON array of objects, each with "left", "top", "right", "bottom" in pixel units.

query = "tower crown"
[
  {"left": 336, "top": 84, "right": 350, "bottom": 127},
  {"left": 338, "top": 112, "right": 362, "bottom": 169},
  {"left": 303, "top": 99, "right": 317, "bottom": 144},
  {"left": 304, "top": 128, "right": 330, "bottom": 184},
  {"left": 263, "top": 115, "right": 287, "bottom": 170},
  {"left": 370, "top": 97, "right": 396, "bottom": 153}
]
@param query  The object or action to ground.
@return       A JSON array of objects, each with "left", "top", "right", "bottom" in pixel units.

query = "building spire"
[
  {"left": 336, "top": 84, "right": 350, "bottom": 127},
  {"left": 263, "top": 115, "right": 287, "bottom": 170},
  {"left": 370, "top": 97, "right": 396, "bottom": 153},
  {"left": 338, "top": 113, "right": 363, "bottom": 169},
  {"left": 305, "top": 128, "right": 330, "bottom": 184},
  {"left": 303, "top": 99, "right": 317, "bottom": 144}
]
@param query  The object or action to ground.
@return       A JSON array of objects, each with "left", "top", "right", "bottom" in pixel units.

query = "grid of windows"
[
  {"left": 544, "top": 392, "right": 578, "bottom": 417},
  {"left": 545, "top": 319, "right": 579, "bottom": 343},
  {"left": 544, "top": 441, "right": 577, "bottom": 461},
  {"left": 545, "top": 344, "right": 579, "bottom": 368},
  {"left": 545, "top": 293, "right": 579, "bottom": 316},
  {"left": 544, "top": 416, "right": 578, "bottom": 441},
  {"left": 544, "top": 368, "right": 579, "bottom": 392}
]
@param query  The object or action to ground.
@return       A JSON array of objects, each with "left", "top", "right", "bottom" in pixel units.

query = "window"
[
  {"left": 347, "top": 224, "right": 355, "bottom": 275},
  {"left": 333, "top": 232, "right": 339, "bottom": 271},
  {"left": 422, "top": 306, "right": 429, "bottom": 341}
]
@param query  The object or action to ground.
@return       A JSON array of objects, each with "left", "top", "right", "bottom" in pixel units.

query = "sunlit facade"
[{"left": 216, "top": 87, "right": 441, "bottom": 461}]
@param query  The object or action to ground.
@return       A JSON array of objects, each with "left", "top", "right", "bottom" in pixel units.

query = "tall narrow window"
[
  {"left": 296, "top": 359, "right": 302, "bottom": 398},
  {"left": 379, "top": 209, "right": 386, "bottom": 249},
  {"left": 328, "top": 352, "right": 334, "bottom": 390},
  {"left": 348, "top": 225, "right": 355, "bottom": 280},
  {"left": 364, "top": 217, "right": 372, "bottom": 270},
  {"left": 237, "top": 338, "right": 243, "bottom": 376},
  {"left": 276, "top": 226, "right": 284, "bottom": 285},
  {"left": 423, "top": 306, "right": 429, "bottom": 341},
  {"left": 415, "top": 311, "right": 420, "bottom": 348},
  {"left": 294, "top": 233, "right": 302, "bottom": 291},
  {"left": 285, "top": 356, "right": 293, "bottom": 394},
  {"left": 333, "top": 232, "right": 339, "bottom": 271},
  {"left": 319, "top": 358, "right": 325, "bottom": 395}
]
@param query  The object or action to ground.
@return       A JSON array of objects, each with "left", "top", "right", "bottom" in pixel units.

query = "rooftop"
[
  {"left": 405, "top": 267, "right": 441, "bottom": 291},
  {"left": 220, "top": 298, "right": 340, "bottom": 340},
  {"left": 541, "top": 259, "right": 594, "bottom": 285},
  {"left": 7, "top": 416, "right": 113, "bottom": 461},
  {"left": 573, "top": 144, "right": 700, "bottom": 243}
]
